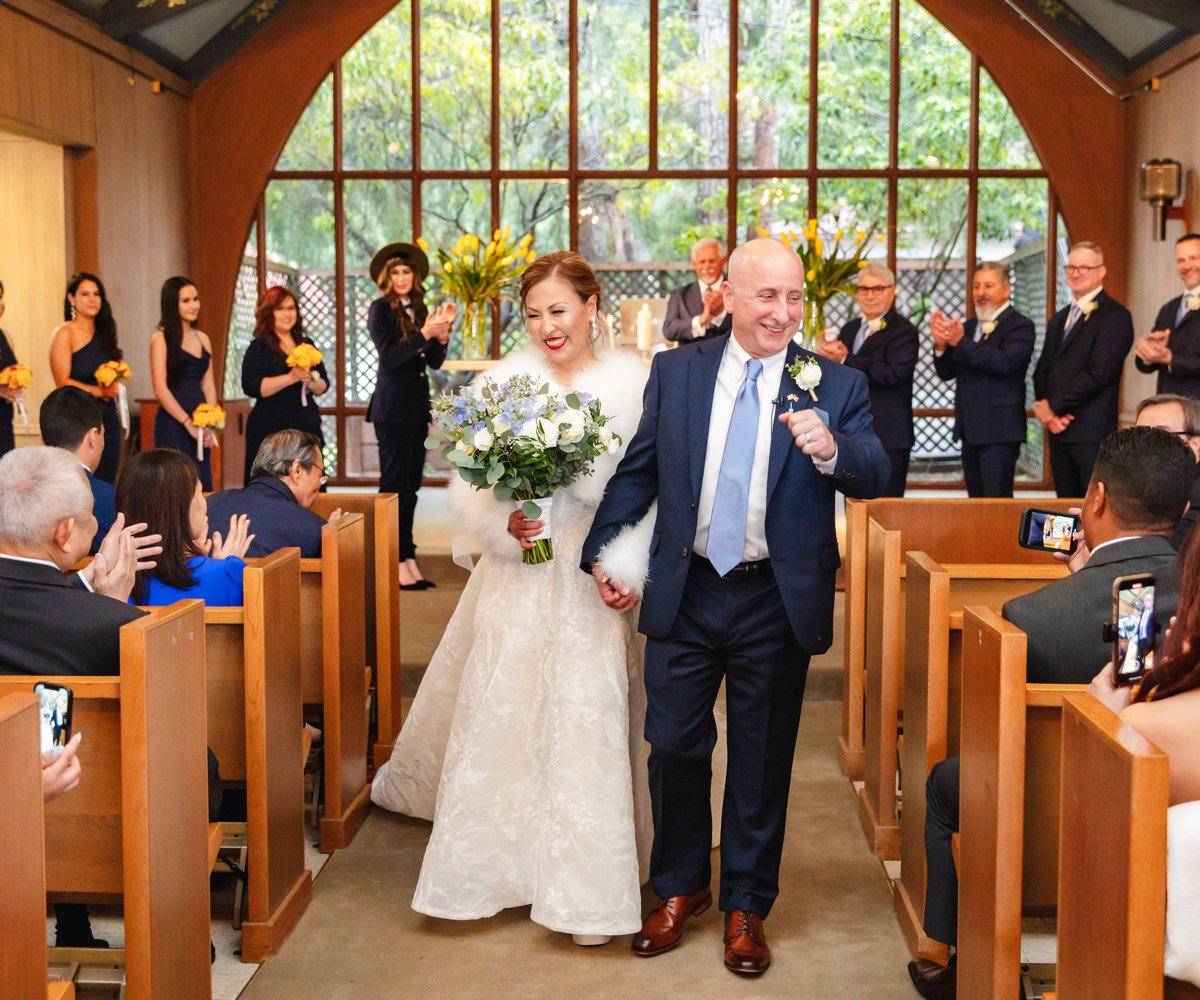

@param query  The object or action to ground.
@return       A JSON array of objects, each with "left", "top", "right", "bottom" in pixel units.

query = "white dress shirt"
[
  {"left": 694, "top": 337, "right": 836, "bottom": 562},
  {"left": 690, "top": 279, "right": 728, "bottom": 340}
]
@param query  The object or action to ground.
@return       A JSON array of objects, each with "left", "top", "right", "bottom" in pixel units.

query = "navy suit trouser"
[
  {"left": 644, "top": 556, "right": 810, "bottom": 919},
  {"left": 1049, "top": 439, "right": 1100, "bottom": 499},
  {"left": 922, "top": 755, "right": 960, "bottom": 946},
  {"left": 960, "top": 441, "right": 1021, "bottom": 498},
  {"left": 884, "top": 448, "right": 910, "bottom": 497}
]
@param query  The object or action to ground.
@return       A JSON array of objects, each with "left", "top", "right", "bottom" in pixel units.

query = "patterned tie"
[
  {"left": 852, "top": 319, "right": 870, "bottom": 354},
  {"left": 707, "top": 358, "right": 763, "bottom": 576},
  {"left": 1062, "top": 304, "right": 1082, "bottom": 342}
]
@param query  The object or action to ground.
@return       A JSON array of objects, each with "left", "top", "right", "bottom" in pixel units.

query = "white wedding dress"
[{"left": 371, "top": 348, "right": 655, "bottom": 936}]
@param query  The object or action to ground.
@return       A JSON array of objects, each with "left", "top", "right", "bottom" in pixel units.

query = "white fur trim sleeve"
[
  {"left": 446, "top": 473, "right": 522, "bottom": 563},
  {"left": 595, "top": 502, "right": 656, "bottom": 596}
]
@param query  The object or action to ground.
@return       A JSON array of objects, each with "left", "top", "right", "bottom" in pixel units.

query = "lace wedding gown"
[{"left": 371, "top": 349, "right": 652, "bottom": 936}]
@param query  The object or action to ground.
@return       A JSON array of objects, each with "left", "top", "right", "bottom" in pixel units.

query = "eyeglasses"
[
  {"left": 1063, "top": 265, "right": 1102, "bottom": 275},
  {"left": 856, "top": 285, "right": 894, "bottom": 295}
]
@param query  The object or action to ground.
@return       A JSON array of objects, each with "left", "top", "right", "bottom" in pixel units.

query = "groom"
[{"left": 582, "top": 238, "right": 888, "bottom": 974}]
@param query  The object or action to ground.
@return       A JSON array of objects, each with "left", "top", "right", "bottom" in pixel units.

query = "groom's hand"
[
  {"left": 778, "top": 409, "right": 836, "bottom": 462},
  {"left": 592, "top": 565, "right": 639, "bottom": 612}
]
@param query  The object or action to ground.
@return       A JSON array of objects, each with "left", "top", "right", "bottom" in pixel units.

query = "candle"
[
  {"left": 636, "top": 302, "right": 653, "bottom": 353},
  {"left": 607, "top": 313, "right": 617, "bottom": 351}
]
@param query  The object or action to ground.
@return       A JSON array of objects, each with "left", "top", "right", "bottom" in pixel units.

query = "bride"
[{"left": 371, "top": 250, "right": 655, "bottom": 945}]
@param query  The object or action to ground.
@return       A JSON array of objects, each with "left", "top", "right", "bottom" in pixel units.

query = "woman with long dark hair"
[
  {"left": 150, "top": 277, "right": 218, "bottom": 490},
  {"left": 0, "top": 279, "right": 23, "bottom": 460},
  {"left": 49, "top": 272, "right": 123, "bottom": 482},
  {"left": 365, "top": 242, "right": 456, "bottom": 589},
  {"left": 240, "top": 286, "right": 329, "bottom": 484}
]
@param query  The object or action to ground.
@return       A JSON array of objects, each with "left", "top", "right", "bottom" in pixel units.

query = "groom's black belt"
[{"left": 694, "top": 556, "right": 773, "bottom": 579}]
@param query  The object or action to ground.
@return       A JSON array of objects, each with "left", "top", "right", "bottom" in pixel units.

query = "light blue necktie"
[
  {"left": 851, "top": 319, "right": 870, "bottom": 354},
  {"left": 707, "top": 358, "right": 763, "bottom": 576},
  {"left": 1178, "top": 296, "right": 1191, "bottom": 327},
  {"left": 1062, "top": 304, "right": 1082, "bottom": 342}
]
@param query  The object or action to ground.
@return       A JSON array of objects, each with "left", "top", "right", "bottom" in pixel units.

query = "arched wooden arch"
[{"left": 189, "top": 0, "right": 1129, "bottom": 383}]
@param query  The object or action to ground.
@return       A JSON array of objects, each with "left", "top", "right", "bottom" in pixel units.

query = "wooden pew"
[
  {"left": 0, "top": 601, "right": 211, "bottom": 1000},
  {"left": 299, "top": 513, "right": 371, "bottom": 853},
  {"left": 840, "top": 497, "right": 1078, "bottom": 780},
  {"left": 0, "top": 692, "right": 77, "bottom": 1000},
  {"left": 309, "top": 492, "right": 401, "bottom": 768},
  {"left": 857, "top": 532, "right": 1066, "bottom": 859},
  {"left": 204, "top": 549, "right": 312, "bottom": 963}
]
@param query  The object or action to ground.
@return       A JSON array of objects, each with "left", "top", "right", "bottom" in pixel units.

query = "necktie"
[
  {"left": 852, "top": 319, "right": 870, "bottom": 354},
  {"left": 707, "top": 358, "right": 763, "bottom": 576},
  {"left": 1062, "top": 304, "right": 1082, "bottom": 341},
  {"left": 1178, "top": 296, "right": 1192, "bottom": 327}
]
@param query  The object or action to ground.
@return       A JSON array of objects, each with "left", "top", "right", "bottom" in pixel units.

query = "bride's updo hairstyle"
[{"left": 520, "top": 251, "right": 604, "bottom": 340}]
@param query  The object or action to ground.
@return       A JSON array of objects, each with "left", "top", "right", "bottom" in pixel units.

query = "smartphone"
[
  {"left": 34, "top": 682, "right": 73, "bottom": 755},
  {"left": 1017, "top": 508, "right": 1080, "bottom": 556},
  {"left": 1113, "top": 574, "right": 1156, "bottom": 686}
]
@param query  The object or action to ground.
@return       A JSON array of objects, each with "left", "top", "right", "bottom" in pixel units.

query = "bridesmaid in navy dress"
[
  {"left": 240, "top": 286, "right": 328, "bottom": 484},
  {"left": 150, "top": 277, "right": 218, "bottom": 490},
  {"left": 50, "top": 273, "right": 123, "bottom": 483},
  {"left": 0, "top": 279, "right": 22, "bottom": 459}
]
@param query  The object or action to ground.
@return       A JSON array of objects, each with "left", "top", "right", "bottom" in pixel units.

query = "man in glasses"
[
  {"left": 1135, "top": 233, "right": 1200, "bottom": 398},
  {"left": 1032, "top": 241, "right": 1133, "bottom": 497},
  {"left": 663, "top": 237, "right": 733, "bottom": 344},
  {"left": 815, "top": 263, "right": 918, "bottom": 496},
  {"left": 1135, "top": 393, "right": 1200, "bottom": 548}
]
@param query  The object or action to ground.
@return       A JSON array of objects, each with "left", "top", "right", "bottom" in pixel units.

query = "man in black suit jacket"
[
  {"left": 39, "top": 387, "right": 116, "bottom": 555},
  {"left": 815, "top": 262, "right": 917, "bottom": 496},
  {"left": 206, "top": 429, "right": 335, "bottom": 559},
  {"left": 1032, "top": 242, "right": 1134, "bottom": 498},
  {"left": 909, "top": 426, "right": 1195, "bottom": 999},
  {"left": 1135, "top": 393, "right": 1200, "bottom": 549},
  {"left": 1135, "top": 233, "right": 1200, "bottom": 398},
  {"left": 663, "top": 237, "right": 733, "bottom": 343},
  {"left": 931, "top": 263, "right": 1036, "bottom": 497}
]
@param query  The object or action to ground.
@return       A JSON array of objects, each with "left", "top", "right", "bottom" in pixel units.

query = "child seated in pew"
[{"left": 115, "top": 449, "right": 254, "bottom": 605}]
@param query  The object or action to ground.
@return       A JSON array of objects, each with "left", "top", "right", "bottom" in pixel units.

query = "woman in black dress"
[
  {"left": 49, "top": 273, "right": 123, "bottom": 483},
  {"left": 241, "top": 286, "right": 328, "bottom": 484},
  {"left": 0, "top": 279, "right": 22, "bottom": 460},
  {"left": 151, "top": 276, "right": 219, "bottom": 490},
  {"left": 366, "top": 242, "right": 456, "bottom": 589}
]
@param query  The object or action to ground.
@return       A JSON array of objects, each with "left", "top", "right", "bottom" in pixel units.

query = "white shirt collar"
[
  {"left": 1088, "top": 535, "right": 1146, "bottom": 560},
  {"left": 724, "top": 333, "right": 788, "bottom": 372}
]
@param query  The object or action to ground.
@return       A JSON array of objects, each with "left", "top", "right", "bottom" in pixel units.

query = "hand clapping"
[
  {"left": 209, "top": 514, "right": 255, "bottom": 560},
  {"left": 87, "top": 513, "right": 163, "bottom": 602},
  {"left": 778, "top": 408, "right": 836, "bottom": 461},
  {"left": 1134, "top": 329, "right": 1172, "bottom": 366},
  {"left": 929, "top": 309, "right": 965, "bottom": 350},
  {"left": 423, "top": 302, "right": 458, "bottom": 344}
]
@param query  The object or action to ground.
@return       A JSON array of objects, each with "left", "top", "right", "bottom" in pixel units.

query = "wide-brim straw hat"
[{"left": 369, "top": 242, "right": 430, "bottom": 285}]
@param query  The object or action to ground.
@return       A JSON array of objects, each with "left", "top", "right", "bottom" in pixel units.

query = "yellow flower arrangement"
[
  {"left": 0, "top": 364, "right": 32, "bottom": 390},
  {"left": 191, "top": 403, "right": 227, "bottom": 431},
  {"left": 284, "top": 343, "right": 323, "bottom": 370},
  {"left": 94, "top": 359, "right": 132, "bottom": 387}
]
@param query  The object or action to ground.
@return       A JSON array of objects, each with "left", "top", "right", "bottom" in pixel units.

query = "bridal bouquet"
[{"left": 427, "top": 373, "right": 620, "bottom": 565}]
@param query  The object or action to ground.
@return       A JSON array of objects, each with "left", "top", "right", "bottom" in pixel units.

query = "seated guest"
[
  {"left": 39, "top": 386, "right": 116, "bottom": 554},
  {"left": 115, "top": 449, "right": 254, "bottom": 606},
  {"left": 662, "top": 237, "right": 732, "bottom": 344},
  {"left": 908, "top": 426, "right": 1195, "bottom": 1000},
  {"left": 205, "top": 429, "right": 338, "bottom": 559},
  {"left": 1135, "top": 393, "right": 1200, "bottom": 549}
]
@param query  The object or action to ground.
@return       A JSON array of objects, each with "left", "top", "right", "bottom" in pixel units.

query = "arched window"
[{"left": 230, "top": 0, "right": 1067, "bottom": 486}]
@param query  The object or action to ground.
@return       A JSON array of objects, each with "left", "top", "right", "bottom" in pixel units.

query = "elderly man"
[
  {"left": 1135, "top": 233, "right": 1200, "bottom": 398},
  {"left": 584, "top": 238, "right": 887, "bottom": 975},
  {"left": 815, "top": 263, "right": 917, "bottom": 496},
  {"left": 663, "top": 237, "right": 733, "bottom": 344},
  {"left": 1032, "top": 242, "right": 1134, "bottom": 498},
  {"left": 932, "top": 263, "right": 1036, "bottom": 497},
  {"left": 39, "top": 386, "right": 116, "bottom": 554},
  {"left": 1136, "top": 393, "right": 1200, "bottom": 548},
  {"left": 206, "top": 429, "right": 340, "bottom": 559}
]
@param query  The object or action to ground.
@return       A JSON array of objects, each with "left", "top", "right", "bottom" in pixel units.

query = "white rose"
[
  {"left": 598, "top": 426, "right": 614, "bottom": 447},
  {"left": 538, "top": 418, "right": 559, "bottom": 447},
  {"left": 606, "top": 439, "right": 620, "bottom": 455},
  {"left": 558, "top": 409, "right": 585, "bottom": 444},
  {"left": 473, "top": 427, "right": 493, "bottom": 450}
]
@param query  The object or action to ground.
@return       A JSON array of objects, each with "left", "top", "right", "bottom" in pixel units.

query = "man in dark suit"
[
  {"left": 206, "top": 429, "right": 336, "bottom": 559},
  {"left": 663, "top": 237, "right": 733, "bottom": 344},
  {"left": 1135, "top": 233, "right": 1200, "bottom": 397},
  {"left": 583, "top": 239, "right": 888, "bottom": 975},
  {"left": 908, "top": 426, "right": 1194, "bottom": 999},
  {"left": 814, "top": 263, "right": 918, "bottom": 496},
  {"left": 1135, "top": 393, "right": 1200, "bottom": 549},
  {"left": 931, "top": 263, "right": 1036, "bottom": 497},
  {"left": 1033, "top": 241, "right": 1134, "bottom": 498},
  {"left": 39, "top": 386, "right": 116, "bottom": 554}
]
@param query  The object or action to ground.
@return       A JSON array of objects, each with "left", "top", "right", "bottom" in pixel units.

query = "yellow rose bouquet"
[
  {"left": 284, "top": 344, "right": 323, "bottom": 406},
  {"left": 0, "top": 364, "right": 33, "bottom": 431},
  {"left": 191, "top": 403, "right": 227, "bottom": 460},
  {"left": 94, "top": 359, "right": 133, "bottom": 438}
]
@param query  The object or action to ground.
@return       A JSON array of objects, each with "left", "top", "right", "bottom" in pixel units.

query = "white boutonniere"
[
  {"left": 980, "top": 320, "right": 997, "bottom": 339},
  {"left": 867, "top": 317, "right": 887, "bottom": 336},
  {"left": 787, "top": 356, "right": 822, "bottom": 402},
  {"left": 1080, "top": 300, "right": 1098, "bottom": 319},
  {"left": 1188, "top": 294, "right": 1200, "bottom": 312}
]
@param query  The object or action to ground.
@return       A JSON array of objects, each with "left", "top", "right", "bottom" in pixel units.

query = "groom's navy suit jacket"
[{"left": 582, "top": 335, "right": 889, "bottom": 655}]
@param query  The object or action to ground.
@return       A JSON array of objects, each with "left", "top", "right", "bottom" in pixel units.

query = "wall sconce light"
[{"left": 1140, "top": 159, "right": 1183, "bottom": 242}]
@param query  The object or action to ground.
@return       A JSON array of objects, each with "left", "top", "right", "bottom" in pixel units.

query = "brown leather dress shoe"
[
  {"left": 723, "top": 910, "right": 770, "bottom": 975},
  {"left": 630, "top": 889, "right": 713, "bottom": 956},
  {"left": 907, "top": 953, "right": 957, "bottom": 1000}
]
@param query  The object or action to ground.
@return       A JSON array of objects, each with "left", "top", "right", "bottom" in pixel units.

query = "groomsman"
[
  {"left": 1032, "top": 242, "right": 1134, "bottom": 497},
  {"left": 814, "top": 263, "right": 918, "bottom": 496},
  {"left": 1135, "top": 232, "right": 1200, "bottom": 398},
  {"left": 932, "top": 263, "right": 1036, "bottom": 497},
  {"left": 663, "top": 237, "right": 733, "bottom": 343}
]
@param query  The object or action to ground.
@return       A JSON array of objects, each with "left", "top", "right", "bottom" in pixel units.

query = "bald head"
[
  {"left": 727, "top": 238, "right": 803, "bottom": 286},
  {"left": 722, "top": 238, "right": 806, "bottom": 358}
]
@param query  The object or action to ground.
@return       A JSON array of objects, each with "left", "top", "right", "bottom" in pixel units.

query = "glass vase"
[
  {"left": 802, "top": 297, "right": 826, "bottom": 351},
  {"left": 461, "top": 301, "right": 490, "bottom": 361}
]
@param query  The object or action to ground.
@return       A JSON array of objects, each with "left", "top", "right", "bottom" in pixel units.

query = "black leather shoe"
[
  {"left": 908, "top": 953, "right": 956, "bottom": 999},
  {"left": 400, "top": 580, "right": 432, "bottom": 591}
]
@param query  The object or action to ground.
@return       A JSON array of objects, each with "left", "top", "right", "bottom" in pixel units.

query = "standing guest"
[
  {"left": 49, "top": 273, "right": 124, "bottom": 484},
  {"left": 1033, "top": 242, "right": 1134, "bottom": 497},
  {"left": 39, "top": 386, "right": 115, "bottom": 555},
  {"left": 0, "top": 279, "right": 23, "bottom": 459},
  {"left": 116, "top": 449, "right": 253, "bottom": 606},
  {"left": 150, "top": 277, "right": 218, "bottom": 490},
  {"left": 365, "top": 242, "right": 456, "bottom": 590},
  {"left": 241, "top": 286, "right": 329, "bottom": 486},
  {"left": 931, "top": 263, "right": 1036, "bottom": 497},
  {"left": 584, "top": 239, "right": 888, "bottom": 975},
  {"left": 1135, "top": 233, "right": 1200, "bottom": 398},
  {"left": 663, "top": 237, "right": 732, "bottom": 344},
  {"left": 1135, "top": 393, "right": 1200, "bottom": 549},
  {"left": 814, "top": 262, "right": 916, "bottom": 496}
]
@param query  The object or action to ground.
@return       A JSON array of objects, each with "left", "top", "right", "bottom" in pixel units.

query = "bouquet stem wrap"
[
  {"left": 15, "top": 399, "right": 28, "bottom": 433},
  {"left": 117, "top": 383, "right": 129, "bottom": 438},
  {"left": 520, "top": 496, "right": 554, "bottom": 565}
]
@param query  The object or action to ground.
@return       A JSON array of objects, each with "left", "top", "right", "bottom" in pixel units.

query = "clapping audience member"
[
  {"left": 1135, "top": 393, "right": 1200, "bottom": 549},
  {"left": 40, "top": 386, "right": 116, "bottom": 554},
  {"left": 115, "top": 449, "right": 254, "bottom": 606},
  {"left": 908, "top": 426, "right": 1195, "bottom": 1000},
  {"left": 1135, "top": 234, "right": 1200, "bottom": 398},
  {"left": 206, "top": 429, "right": 339, "bottom": 559},
  {"left": 663, "top": 237, "right": 731, "bottom": 344}
]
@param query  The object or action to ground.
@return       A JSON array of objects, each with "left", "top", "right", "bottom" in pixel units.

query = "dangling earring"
[
  {"left": 71, "top": 303, "right": 77, "bottom": 321},
  {"left": 589, "top": 315, "right": 599, "bottom": 343}
]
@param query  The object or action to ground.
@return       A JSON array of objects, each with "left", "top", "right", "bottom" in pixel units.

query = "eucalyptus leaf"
[{"left": 522, "top": 500, "right": 543, "bottom": 519}]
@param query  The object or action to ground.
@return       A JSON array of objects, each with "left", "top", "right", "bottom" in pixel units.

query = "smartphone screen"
[
  {"left": 1114, "top": 578, "right": 1156, "bottom": 685},
  {"left": 34, "top": 683, "right": 72, "bottom": 755},
  {"left": 1019, "top": 509, "right": 1080, "bottom": 555}
]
